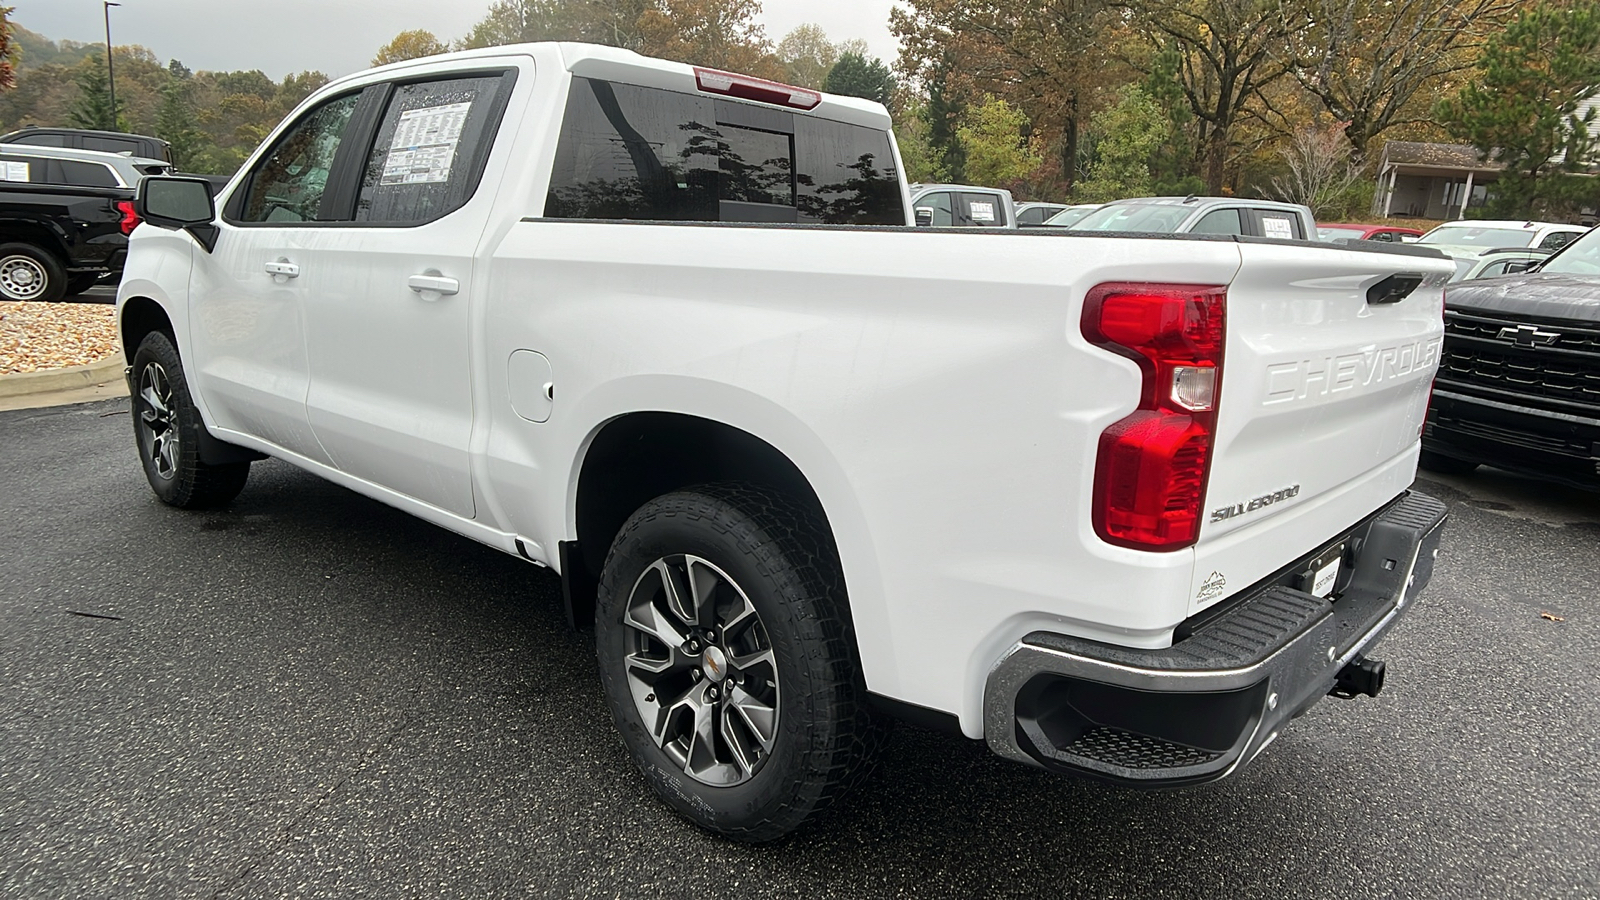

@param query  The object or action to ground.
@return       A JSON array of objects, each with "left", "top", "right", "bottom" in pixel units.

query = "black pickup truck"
[
  {"left": 0, "top": 181, "right": 137, "bottom": 302},
  {"left": 1424, "top": 225, "right": 1600, "bottom": 487}
]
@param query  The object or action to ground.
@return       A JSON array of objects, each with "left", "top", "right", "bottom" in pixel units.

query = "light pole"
[{"left": 103, "top": 1, "right": 121, "bottom": 130}]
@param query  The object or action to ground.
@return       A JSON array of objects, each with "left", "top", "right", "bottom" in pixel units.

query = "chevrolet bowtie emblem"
[{"left": 1497, "top": 324, "right": 1561, "bottom": 347}]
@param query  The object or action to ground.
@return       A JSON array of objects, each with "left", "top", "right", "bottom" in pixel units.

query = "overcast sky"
[{"left": 13, "top": 0, "right": 903, "bottom": 80}]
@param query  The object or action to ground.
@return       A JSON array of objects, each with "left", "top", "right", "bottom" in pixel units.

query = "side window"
[
  {"left": 546, "top": 78, "right": 719, "bottom": 221},
  {"left": 1017, "top": 207, "right": 1052, "bottom": 226},
  {"left": 49, "top": 159, "right": 120, "bottom": 187},
  {"left": 10, "top": 133, "right": 67, "bottom": 148},
  {"left": 354, "top": 73, "right": 514, "bottom": 224},
  {"left": 83, "top": 136, "right": 139, "bottom": 155},
  {"left": 0, "top": 154, "right": 36, "bottom": 182},
  {"left": 1370, "top": 231, "right": 1394, "bottom": 242},
  {"left": 962, "top": 193, "right": 1006, "bottom": 227},
  {"left": 1191, "top": 207, "right": 1243, "bottom": 235},
  {"left": 1539, "top": 231, "right": 1579, "bottom": 251},
  {"left": 545, "top": 77, "right": 903, "bottom": 226},
  {"left": 1255, "top": 211, "right": 1301, "bottom": 240},
  {"left": 238, "top": 92, "right": 362, "bottom": 223},
  {"left": 917, "top": 192, "right": 954, "bottom": 226},
  {"left": 1479, "top": 262, "right": 1509, "bottom": 278}
]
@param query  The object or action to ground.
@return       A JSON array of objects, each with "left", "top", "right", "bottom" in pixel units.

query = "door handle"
[
  {"left": 408, "top": 272, "right": 460, "bottom": 297},
  {"left": 264, "top": 259, "right": 299, "bottom": 279}
]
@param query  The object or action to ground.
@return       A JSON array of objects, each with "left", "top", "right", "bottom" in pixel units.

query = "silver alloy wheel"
[
  {"left": 137, "top": 362, "right": 179, "bottom": 481},
  {"left": 0, "top": 254, "right": 48, "bottom": 301},
  {"left": 623, "top": 554, "right": 781, "bottom": 787}
]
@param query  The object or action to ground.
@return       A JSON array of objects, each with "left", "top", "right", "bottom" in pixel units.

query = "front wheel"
[
  {"left": 595, "top": 484, "right": 883, "bottom": 842},
  {"left": 130, "top": 330, "right": 250, "bottom": 508}
]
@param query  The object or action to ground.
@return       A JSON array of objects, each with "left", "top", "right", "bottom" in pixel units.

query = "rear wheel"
[
  {"left": 595, "top": 483, "right": 882, "bottom": 842},
  {"left": 131, "top": 330, "right": 250, "bottom": 508},
  {"left": 1419, "top": 449, "right": 1478, "bottom": 476},
  {"left": 0, "top": 242, "right": 66, "bottom": 302}
]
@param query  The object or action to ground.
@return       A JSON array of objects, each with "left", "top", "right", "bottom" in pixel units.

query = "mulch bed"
[{"left": 0, "top": 301, "right": 120, "bottom": 375}]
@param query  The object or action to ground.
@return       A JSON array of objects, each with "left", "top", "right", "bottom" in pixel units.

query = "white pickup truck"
[{"left": 118, "top": 43, "right": 1452, "bottom": 842}]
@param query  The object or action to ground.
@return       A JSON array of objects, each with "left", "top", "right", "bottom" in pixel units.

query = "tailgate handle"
[{"left": 1368, "top": 273, "right": 1423, "bottom": 305}]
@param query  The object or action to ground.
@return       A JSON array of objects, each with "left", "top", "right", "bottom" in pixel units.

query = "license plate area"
[{"left": 1299, "top": 541, "right": 1347, "bottom": 599}]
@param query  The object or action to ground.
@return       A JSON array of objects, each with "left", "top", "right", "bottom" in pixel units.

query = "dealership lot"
[{"left": 2, "top": 398, "right": 1597, "bottom": 899}]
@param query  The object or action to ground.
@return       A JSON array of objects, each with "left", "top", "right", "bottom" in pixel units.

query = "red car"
[{"left": 1317, "top": 223, "right": 1424, "bottom": 243}]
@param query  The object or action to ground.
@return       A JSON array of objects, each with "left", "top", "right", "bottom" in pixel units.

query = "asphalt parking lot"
[{"left": 3, "top": 397, "right": 1598, "bottom": 899}]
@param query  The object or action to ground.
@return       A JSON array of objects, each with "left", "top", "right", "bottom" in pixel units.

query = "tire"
[
  {"left": 0, "top": 242, "right": 67, "bottom": 302},
  {"left": 595, "top": 483, "right": 883, "bottom": 842},
  {"left": 130, "top": 330, "right": 250, "bottom": 508},
  {"left": 1419, "top": 448, "right": 1478, "bottom": 476},
  {"left": 64, "top": 273, "right": 102, "bottom": 297}
]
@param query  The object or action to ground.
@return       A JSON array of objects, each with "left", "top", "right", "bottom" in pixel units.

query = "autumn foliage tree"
[{"left": 373, "top": 30, "right": 450, "bottom": 66}]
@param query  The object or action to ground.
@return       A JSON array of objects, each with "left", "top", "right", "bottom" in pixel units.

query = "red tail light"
[
  {"left": 1082, "top": 283, "right": 1227, "bottom": 551},
  {"left": 116, "top": 200, "right": 142, "bottom": 236},
  {"left": 694, "top": 67, "right": 822, "bottom": 110}
]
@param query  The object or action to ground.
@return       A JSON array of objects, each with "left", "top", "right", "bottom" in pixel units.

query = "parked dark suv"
[
  {"left": 1424, "top": 224, "right": 1600, "bottom": 488},
  {"left": 0, "top": 127, "right": 172, "bottom": 164}
]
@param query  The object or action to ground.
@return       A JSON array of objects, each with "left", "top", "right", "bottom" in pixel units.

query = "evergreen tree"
[
  {"left": 156, "top": 78, "right": 201, "bottom": 170},
  {"left": 1077, "top": 86, "right": 1168, "bottom": 203},
  {"left": 923, "top": 52, "right": 965, "bottom": 183},
  {"left": 68, "top": 54, "right": 117, "bottom": 130},
  {"left": 822, "top": 52, "right": 896, "bottom": 109},
  {"left": 1439, "top": 0, "right": 1600, "bottom": 217}
]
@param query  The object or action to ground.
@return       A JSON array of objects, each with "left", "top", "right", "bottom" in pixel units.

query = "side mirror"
[
  {"left": 137, "top": 176, "right": 219, "bottom": 252},
  {"left": 915, "top": 206, "right": 934, "bottom": 227},
  {"left": 1503, "top": 260, "right": 1537, "bottom": 274}
]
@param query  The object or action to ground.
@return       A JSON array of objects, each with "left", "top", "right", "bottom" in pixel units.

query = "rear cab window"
[
  {"left": 545, "top": 77, "right": 902, "bottom": 225},
  {"left": 1251, "top": 209, "right": 1304, "bottom": 240},
  {"left": 962, "top": 193, "right": 1005, "bottom": 227}
]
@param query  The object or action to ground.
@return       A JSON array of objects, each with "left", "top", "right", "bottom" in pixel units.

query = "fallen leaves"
[
  {"left": 1540, "top": 611, "right": 1566, "bottom": 622},
  {"left": 0, "top": 300, "right": 119, "bottom": 374}
]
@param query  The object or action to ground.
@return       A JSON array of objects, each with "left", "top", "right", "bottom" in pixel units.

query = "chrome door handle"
[
  {"left": 264, "top": 260, "right": 299, "bottom": 278},
  {"left": 408, "top": 273, "right": 460, "bottom": 296}
]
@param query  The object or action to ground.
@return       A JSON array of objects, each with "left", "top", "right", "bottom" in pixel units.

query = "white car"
[
  {"left": 0, "top": 143, "right": 171, "bottom": 189},
  {"left": 118, "top": 42, "right": 1452, "bottom": 841},
  {"left": 1416, "top": 220, "right": 1587, "bottom": 257},
  {"left": 1449, "top": 247, "right": 1553, "bottom": 281},
  {"left": 1069, "top": 196, "right": 1317, "bottom": 241},
  {"left": 1039, "top": 203, "right": 1102, "bottom": 227}
]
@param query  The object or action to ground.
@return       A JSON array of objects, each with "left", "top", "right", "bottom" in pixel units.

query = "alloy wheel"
[
  {"left": 622, "top": 554, "right": 781, "bottom": 787},
  {"left": 137, "top": 362, "right": 179, "bottom": 481}
]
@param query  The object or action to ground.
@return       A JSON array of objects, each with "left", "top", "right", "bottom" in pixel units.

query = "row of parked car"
[{"left": 913, "top": 183, "right": 1591, "bottom": 284}]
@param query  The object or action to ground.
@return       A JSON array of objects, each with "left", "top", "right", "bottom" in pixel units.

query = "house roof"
[{"left": 1382, "top": 141, "right": 1501, "bottom": 171}]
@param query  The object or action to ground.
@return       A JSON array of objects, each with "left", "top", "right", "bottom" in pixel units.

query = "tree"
[
  {"left": 923, "top": 51, "right": 967, "bottom": 183},
  {"left": 892, "top": 0, "right": 1119, "bottom": 195},
  {"left": 156, "top": 77, "right": 202, "bottom": 169},
  {"left": 956, "top": 95, "right": 1042, "bottom": 187},
  {"left": 775, "top": 23, "right": 837, "bottom": 88},
  {"left": 1438, "top": 0, "right": 1600, "bottom": 217},
  {"left": 1270, "top": 124, "right": 1364, "bottom": 216},
  {"left": 0, "top": 6, "right": 17, "bottom": 91},
  {"left": 1288, "top": 0, "right": 1519, "bottom": 161},
  {"left": 823, "top": 52, "right": 896, "bottom": 108},
  {"left": 1077, "top": 86, "right": 1168, "bottom": 202},
  {"left": 460, "top": 0, "right": 657, "bottom": 51},
  {"left": 637, "top": 0, "right": 781, "bottom": 78},
  {"left": 894, "top": 99, "right": 949, "bottom": 183},
  {"left": 68, "top": 53, "right": 117, "bottom": 130},
  {"left": 373, "top": 29, "right": 449, "bottom": 66},
  {"left": 1122, "top": 0, "right": 1300, "bottom": 194}
]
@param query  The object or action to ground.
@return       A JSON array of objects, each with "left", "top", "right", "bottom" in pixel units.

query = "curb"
[{"left": 0, "top": 352, "right": 127, "bottom": 399}]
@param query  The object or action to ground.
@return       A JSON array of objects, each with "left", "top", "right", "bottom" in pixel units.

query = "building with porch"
[{"left": 1372, "top": 141, "right": 1500, "bottom": 220}]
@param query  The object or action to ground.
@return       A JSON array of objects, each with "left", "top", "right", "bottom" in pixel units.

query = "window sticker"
[
  {"left": 969, "top": 200, "right": 996, "bottom": 223},
  {"left": 1261, "top": 215, "right": 1295, "bottom": 240},
  {"left": 2, "top": 161, "right": 30, "bottom": 182},
  {"left": 381, "top": 101, "right": 472, "bottom": 186}
]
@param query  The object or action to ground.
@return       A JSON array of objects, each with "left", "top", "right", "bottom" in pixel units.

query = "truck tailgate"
[{"left": 1191, "top": 241, "right": 1453, "bottom": 614}]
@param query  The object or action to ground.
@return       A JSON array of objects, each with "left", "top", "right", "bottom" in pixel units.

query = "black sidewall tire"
[
  {"left": 595, "top": 487, "right": 864, "bottom": 842},
  {"left": 130, "top": 331, "right": 247, "bottom": 508},
  {"left": 0, "top": 242, "right": 67, "bottom": 303}
]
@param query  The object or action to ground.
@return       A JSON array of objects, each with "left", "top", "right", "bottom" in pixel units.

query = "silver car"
[
  {"left": 1068, "top": 196, "right": 1317, "bottom": 241},
  {"left": 0, "top": 143, "right": 172, "bottom": 189}
]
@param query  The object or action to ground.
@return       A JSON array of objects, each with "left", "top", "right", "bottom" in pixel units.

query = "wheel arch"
[
  {"left": 563, "top": 401, "right": 889, "bottom": 694},
  {"left": 119, "top": 295, "right": 175, "bottom": 362},
  {"left": 0, "top": 221, "right": 71, "bottom": 263}
]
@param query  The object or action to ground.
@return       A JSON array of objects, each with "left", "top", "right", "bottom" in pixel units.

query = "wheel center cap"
[
  {"left": 701, "top": 645, "right": 729, "bottom": 683},
  {"left": 14, "top": 269, "right": 33, "bottom": 286}
]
